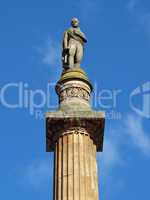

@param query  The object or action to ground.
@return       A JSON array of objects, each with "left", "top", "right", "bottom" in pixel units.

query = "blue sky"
[{"left": 0, "top": 0, "right": 150, "bottom": 199}]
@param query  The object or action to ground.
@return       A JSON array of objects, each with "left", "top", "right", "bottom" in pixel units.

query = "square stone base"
[{"left": 46, "top": 110, "right": 105, "bottom": 152}]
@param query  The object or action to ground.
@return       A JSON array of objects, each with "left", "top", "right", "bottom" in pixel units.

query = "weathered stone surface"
[
  {"left": 56, "top": 68, "right": 92, "bottom": 107},
  {"left": 46, "top": 66, "right": 105, "bottom": 200},
  {"left": 54, "top": 130, "right": 99, "bottom": 200},
  {"left": 46, "top": 112, "right": 105, "bottom": 152},
  {"left": 62, "top": 18, "right": 87, "bottom": 69}
]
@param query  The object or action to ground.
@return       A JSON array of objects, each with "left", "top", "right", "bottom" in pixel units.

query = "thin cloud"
[
  {"left": 127, "top": 0, "right": 150, "bottom": 40},
  {"left": 97, "top": 128, "right": 124, "bottom": 200},
  {"left": 37, "top": 37, "right": 61, "bottom": 67},
  {"left": 102, "top": 138, "right": 120, "bottom": 167},
  {"left": 125, "top": 114, "right": 150, "bottom": 156},
  {"left": 98, "top": 136, "right": 121, "bottom": 173},
  {"left": 21, "top": 159, "right": 53, "bottom": 189},
  {"left": 75, "top": 0, "right": 101, "bottom": 22},
  {"left": 127, "top": 0, "right": 138, "bottom": 11},
  {"left": 140, "top": 13, "right": 150, "bottom": 39}
]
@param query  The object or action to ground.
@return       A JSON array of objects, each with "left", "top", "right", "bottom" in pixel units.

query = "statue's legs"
[
  {"left": 68, "top": 42, "right": 76, "bottom": 68},
  {"left": 75, "top": 42, "right": 83, "bottom": 68}
]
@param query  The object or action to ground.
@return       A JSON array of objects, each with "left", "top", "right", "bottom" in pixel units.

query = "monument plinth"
[{"left": 45, "top": 18, "right": 105, "bottom": 200}]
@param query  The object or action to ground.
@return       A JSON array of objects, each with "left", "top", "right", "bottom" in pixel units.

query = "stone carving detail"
[
  {"left": 59, "top": 87, "right": 90, "bottom": 102},
  {"left": 46, "top": 114, "right": 105, "bottom": 152},
  {"left": 62, "top": 127, "right": 89, "bottom": 136},
  {"left": 53, "top": 127, "right": 90, "bottom": 144}
]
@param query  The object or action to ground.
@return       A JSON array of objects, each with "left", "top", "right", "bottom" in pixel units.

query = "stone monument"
[
  {"left": 62, "top": 17, "right": 87, "bottom": 69},
  {"left": 46, "top": 18, "right": 105, "bottom": 200}
]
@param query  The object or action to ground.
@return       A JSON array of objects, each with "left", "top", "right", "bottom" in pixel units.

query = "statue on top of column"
[{"left": 62, "top": 18, "right": 87, "bottom": 69}]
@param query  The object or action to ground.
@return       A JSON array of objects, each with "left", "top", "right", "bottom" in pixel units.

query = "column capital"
[{"left": 46, "top": 111, "right": 105, "bottom": 152}]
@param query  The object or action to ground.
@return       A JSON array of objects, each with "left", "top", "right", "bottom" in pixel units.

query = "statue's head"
[{"left": 71, "top": 18, "right": 79, "bottom": 28}]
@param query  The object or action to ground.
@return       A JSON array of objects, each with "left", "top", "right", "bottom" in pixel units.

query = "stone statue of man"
[{"left": 62, "top": 18, "right": 87, "bottom": 69}]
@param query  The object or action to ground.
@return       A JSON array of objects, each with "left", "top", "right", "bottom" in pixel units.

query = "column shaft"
[{"left": 54, "top": 131, "right": 99, "bottom": 200}]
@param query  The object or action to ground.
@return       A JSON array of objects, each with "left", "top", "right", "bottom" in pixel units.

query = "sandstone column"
[{"left": 46, "top": 68, "right": 105, "bottom": 200}]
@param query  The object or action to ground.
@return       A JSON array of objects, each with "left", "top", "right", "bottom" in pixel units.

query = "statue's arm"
[
  {"left": 74, "top": 29, "right": 87, "bottom": 43},
  {"left": 63, "top": 31, "right": 68, "bottom": 50},
  {"left": 81, "top": 32, "right": 87, "bottom": 43}
]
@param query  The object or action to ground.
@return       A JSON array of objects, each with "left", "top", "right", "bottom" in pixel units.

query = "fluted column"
[
  {"left": 54, "top": 129, "right": 99, "bottom": 200},
  {"left": 46, "top": 68, "right": 105, "bottom": 200}
]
